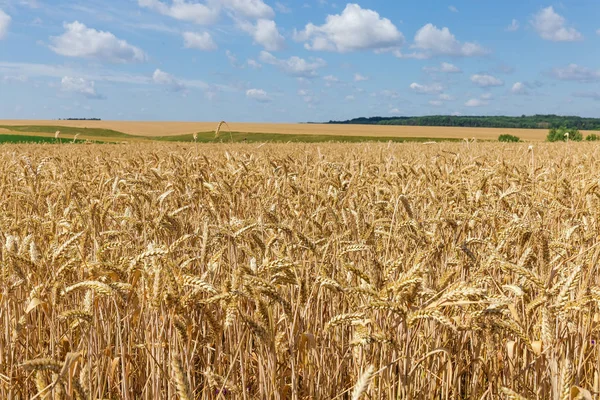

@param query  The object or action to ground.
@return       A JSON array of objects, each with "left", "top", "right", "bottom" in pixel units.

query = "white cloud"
[
  {"left": 531, "top": 7, "right": 582, "bottom": 42},
  {"left": 297, "top": 89, "right": 318, "bottom": 106},
  {"left": 152, "top": 69, "right": 187, "bottom": 91},
  {"left": 423, "top": 62, "right": 461, "bottom": 73},
  {"left": 50, "top": 21, "right": 146, "bottom": 63},
  {"left": 392, "top": 50, "right": 429, "bottom": 59},
  {"left": 0, "top": 61, "right": 150, "bottom": 85},
  {"left": 61, "top": 76, "right": 104, "bottom": 99},
  {"left": 138, "top": 0, "right": 219, "bottom": 24},
  {"left": 3, "top": 75, "right": 28, "bottom": 83},
  {"left": 511, "top": 82, "right": 529, "bottom": 95},
  {"left": 440, "top": 62, "right": 461, "bottom": 73},
  {"left": 294, "top": 3, "right": 404, "bottom": 52},
  {"left": 275, "top": 2, "right": 291, "bottom": 13},
  {"left": 412, "top": 23, "right": 488, "bottom": 57},
  {"left": 0, "top": 61, "right": 228, "bottom": 95},
  {"left": 183, "top": 31, "right": 217, "bottom": 50},
  {"left": 323, "top": 75, "right": 340, "bottom": 86},
  {"left": 551, "top": 64, "right": 600, "bottom": 82},
  {"left": 438, "top": 93, "right": 454, "bottom": 101},
  {"left": 222, "top": 0, "right": 274, "bottom": 19},
  {"left": 480, "top": 92, "right": 493, "bottom": 100},
  {"left": 246, "top": 88, "right": 271, "bottom": 102},
  {"left": 389, "top": 108, "right": 401, "bottom": 114},
  {"left": 259, "top": 51, "right": 326, "bottom": 77},
  {"left": 465, "top": 98, "right": 488, "bottom": 107},
  {"left": 471, "top": 74, "right": 503, "bottom": 87},
  {"left": 345, "top": 95, "right": 355, "bottom": 101},
  {"left": 239, "top": 19, "right": 285, "bottom": 51},
  {"left": 225, "top": 50, "right": 242, "bottom": 67},
  {"left": 247, "top": 59, "right": 261, "bottom": 68},
  {"left": 506, "top": 19, "right": 519, "bottom": 32},
  {"left": 429, "top": 100, "right": 443, "bottom": 106},
  {"left": 138, "top": 0, "right": 275, "bottom": 23},
  {"left": 19, "top": 0, "right": 40, "bottom": 8},
  {"left": 354, "top": 73, "right": 369, "bottom": 82},
  {"left": 409, "top": 82, "right": 444, "bottom": 94},
  {"left": 302, "top": 95, "right": 318, "bottom": 106},
  {"left": 0, "top": 9, "right": 10, "bottom": 40},
  {"left": 448, "top": 5, "right": 458, "bottom": 13},
  {"left": 597, "top": 29, "right": 600, "bottom": 35}
]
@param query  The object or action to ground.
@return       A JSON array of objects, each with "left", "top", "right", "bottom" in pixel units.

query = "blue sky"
[{"left": 0, "top": 0, "right": 599, "bottom": 122}]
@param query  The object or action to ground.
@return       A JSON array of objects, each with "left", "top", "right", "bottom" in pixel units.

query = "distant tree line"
[
  {"left": 327, "top": 115, "right": 600, "bottom": 130},
  {"left": 58, "top": 118, "right": 102, "bottom": 121}
]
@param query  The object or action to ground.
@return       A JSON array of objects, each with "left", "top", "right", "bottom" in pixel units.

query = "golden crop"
[
  {"left": 0, "top": 119, "right": 559, "bottom": 141},
  {"left": 1, "top": 142, "right": 599, "bottom": 399}
]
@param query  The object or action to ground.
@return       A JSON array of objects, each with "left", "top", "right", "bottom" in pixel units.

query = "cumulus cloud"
[
  {"left": 423, "top": 62, "right": 461, "bottom": 73},
  {"left": 448, "top": 6, "right": 458, "bottom": 13},
  {"left": 531, "top": 6, "right": 582, "bottom": 42},
  {"left": 412, "top": 23, "right": 488, "bottom": 57},
  {"left": 152, "top": 69, "right": 187, "bottom": 91},
  {"left": 138, "top": 0, "right": 274, "bottom": 23},
  {"left": 294, "top": 3, "right": 404, "bottom": 52},
  {"left": 511, "top": 82, "right": 529, "bottom": 95},
  {"left": 259, "top": 51, "right": 326, "bottom": 78},
  {"left": 465, "top": 98, "right": 488, "bottom": 107},
  {"left": 0, "top": 9, "right": 10, "bottom": 40},
  {"left": 50, "top": 21, "right": 146, "bottom": 63},
  {"left": 409, "top": 82, "right": 444, "bottom": 94},
  {"left": 246, "top": 88, "right": 271, "bottom": 102},
  {"left": 471, "top": 74, "right": 503, "bottom": 87},
  {"left": 354, "top": 73, "right": 369, "bottom": 82},
  {"left": 138, "top": 0, "right": 219, "bottom": 24},
  {"left": 506, "top": 19, "right": 519, "bottom": 32},
  {"left": 61, "top": 76, "right": 104, "bottom": 99},
  {"left": 239, "top": 19, "right": 285, "bottom": 51},
  {"left": 550, "top": 64, "right": 600, "bottom": 82},
  {"left": 183, "top": 31, "right": 217, "bottom": 50}
]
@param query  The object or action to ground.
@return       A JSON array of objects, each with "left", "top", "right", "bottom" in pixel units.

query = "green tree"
[
  {"left": 498, "top": 134, "right": 520, "bottom": 142},
  {"left": 547, "top": 127, "right": 583, "bottom": 142}
]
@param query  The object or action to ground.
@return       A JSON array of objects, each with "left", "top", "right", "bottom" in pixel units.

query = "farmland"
[
  {"left": 0, "top": 119, "right": 577, "bottom": 141},
  {"left": 1, "top": 141, "right": 599, "bottom": 399}
]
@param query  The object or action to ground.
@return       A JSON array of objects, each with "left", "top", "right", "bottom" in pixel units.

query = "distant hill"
[{"left": 326, "top": 115, "right": 600, "bottom": 130}]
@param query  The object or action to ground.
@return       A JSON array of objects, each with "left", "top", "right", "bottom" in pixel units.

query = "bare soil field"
[{"left": 0, "top": 119, "right": 567, "bottom": 141}]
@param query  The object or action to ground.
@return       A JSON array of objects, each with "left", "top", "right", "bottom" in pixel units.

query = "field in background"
[
  {"left": 0, "top": 119, "right": 571, "bottom": 141},
  {"left": 0, "top": 124, "right": 461, "bottom": 144},
  {"left": 1, "top": 142, "right": 600, "bottom": 399}
]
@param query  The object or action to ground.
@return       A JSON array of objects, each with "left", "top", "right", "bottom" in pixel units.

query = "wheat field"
[
  {"left": 0, "top": 120, "right": 560, "bottom": 141},
  {"left": 1, "top": 142, "right": 599, "bottom": 399}
]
